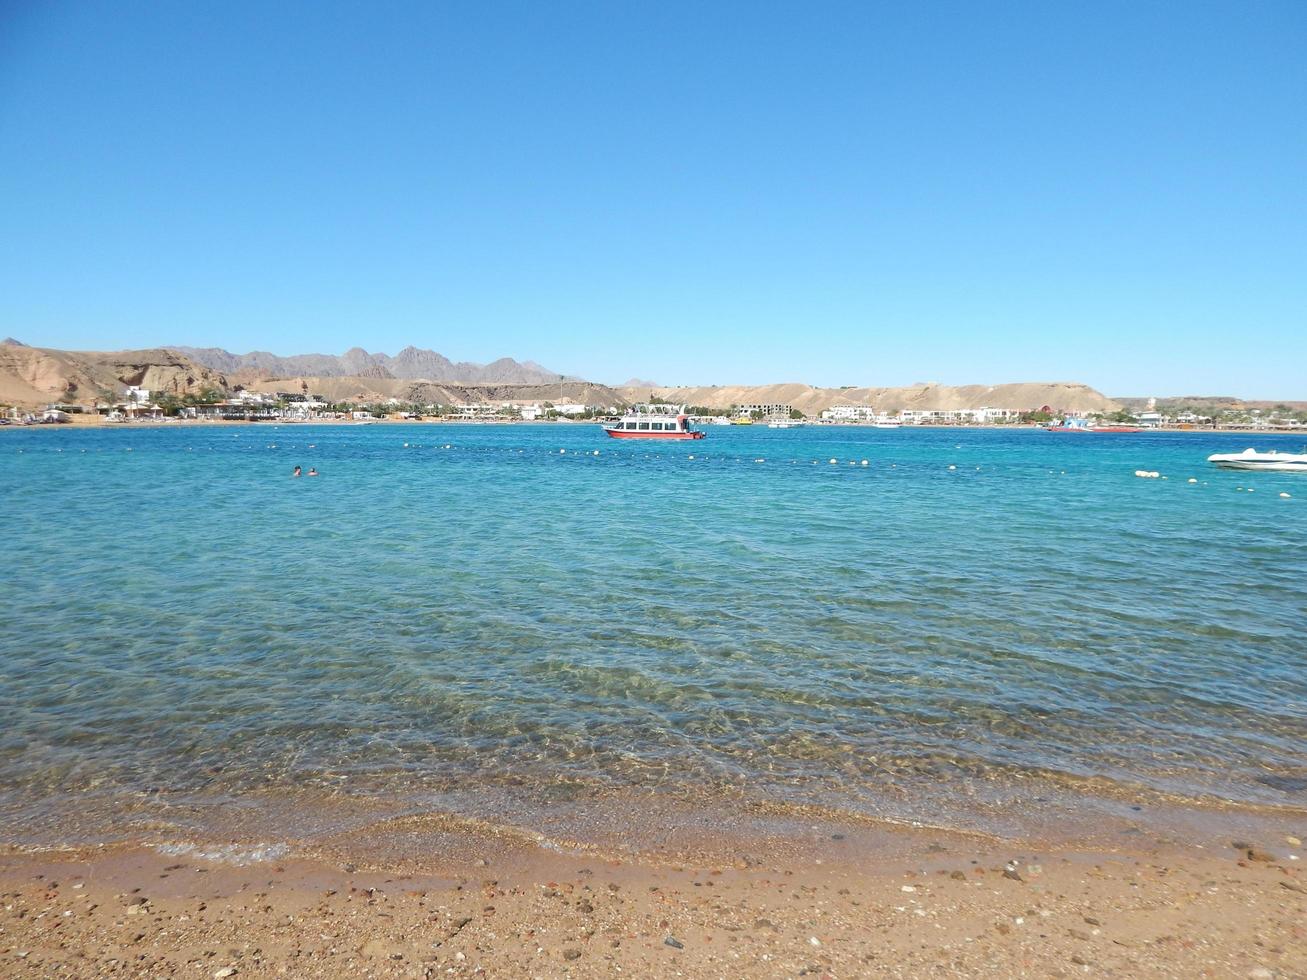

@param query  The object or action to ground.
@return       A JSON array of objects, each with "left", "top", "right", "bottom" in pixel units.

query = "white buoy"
[
  {"left": 559, "top": 448, "right": 566, "bottom": 454},
  {"left": 829, "top": 458, "right": 837, "bottom": 464},
  {"left": 688, "top": 454, "right": 694, "bottom": 459},
  {"left": 861, "top": 459, "right": 868, "bottom": 466},
  {"left": 403, "top": 442, "right": 409, "bottom": 448},
  {"left": 1188, "top": 478, "right": 1197, "bottom": 484},
  {"left": 593, "top": 449, "right": 600, "bottom": 455},
  {"left": 948, "top": 464, "right": 956, "bottom": 470},
  {"left": 755, "top": 458, "right": 765, "bottom": 463},
  {"left": 1281, "top": 492, "right": 1292, "bottom": 499}
]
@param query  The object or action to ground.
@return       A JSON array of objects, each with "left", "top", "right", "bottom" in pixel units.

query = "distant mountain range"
[
  {"left": 174, "top": 345, "right": 572, "bottom": 385},
  {"left": 0, "top": 337, "right": 1133, "bottom": 415}
]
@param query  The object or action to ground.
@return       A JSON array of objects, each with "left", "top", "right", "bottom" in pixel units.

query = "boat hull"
[
  {"left": 1207, "top": 457, "right": 1307, "bottom": 472},
  {"left": 1046, "top": 425, "right": 1142, "bottom": 433},
  {"left": 603, "top": 428, "right": 705, "bottom": 440}
]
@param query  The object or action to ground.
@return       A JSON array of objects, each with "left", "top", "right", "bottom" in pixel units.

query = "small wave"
[{"left": 155, "top": 841, "right": 291, "bottom": 865}]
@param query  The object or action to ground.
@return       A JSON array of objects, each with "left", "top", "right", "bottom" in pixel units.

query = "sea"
[{"left": 1, "top": 423, "right": 1304, "bottom": 853}]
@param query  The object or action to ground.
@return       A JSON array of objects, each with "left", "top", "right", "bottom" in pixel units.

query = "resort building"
[{"left": 737, "top": 403, "right": 793, "bottom": 420}]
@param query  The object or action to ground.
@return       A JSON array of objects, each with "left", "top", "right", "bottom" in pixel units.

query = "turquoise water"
[{"left": 1, "top": 423, "right": 1304, "bottom": 844}]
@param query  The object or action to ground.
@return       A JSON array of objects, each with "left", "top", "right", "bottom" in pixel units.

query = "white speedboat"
[{"left": 1207, "top": 448, "right": 1307, "bottom": 472}]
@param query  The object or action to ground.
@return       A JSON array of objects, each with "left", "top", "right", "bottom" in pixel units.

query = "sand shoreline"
[
  {"left": 3, "top": 811, "right": 1303, "bottom": 978},
  {"left": 4, "top": 415, "right": 1302, "bottom": 436}
]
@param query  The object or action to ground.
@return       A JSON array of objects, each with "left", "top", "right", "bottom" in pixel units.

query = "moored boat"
[
  {"left": 1046, "top": 418, "right": 1142, "bottom": 433},
  {"left": 1207, "top": 448, "right": 1307, "bottom": 472},
  {"left": 602, "top": 405, "right": 705, "bottom": 440}
]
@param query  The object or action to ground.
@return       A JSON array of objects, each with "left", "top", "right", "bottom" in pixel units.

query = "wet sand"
[{"left": 4, "top": 816, "right": 1304, "bottom": 979}]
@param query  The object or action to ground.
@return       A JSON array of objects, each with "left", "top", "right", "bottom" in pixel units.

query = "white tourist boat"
[
  {"left": 1207, "top": 448, "right": 1307, "bottom": 472},
  {"left": 767, "top": 419, "right": 805, "bottom": 428},
  {"left": 602, "top": 404, "right": 705, "bottom": 440}
]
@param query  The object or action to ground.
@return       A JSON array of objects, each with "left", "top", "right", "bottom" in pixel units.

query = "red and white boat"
[{"left": 602, "top": 405, "right": 705, "bottom": 440}]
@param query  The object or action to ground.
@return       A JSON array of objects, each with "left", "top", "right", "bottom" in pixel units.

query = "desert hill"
[
  {"left": 0, "top": 340, "right": 229, "bottom": 406},
  {"left": 240, "top": 374, "right": 626, "bottom": 408},
  {"left": 618, "top": 381, "right": 1119, "bottom": 416},
  {"left": 1, "top": 339, "right": 1121, "bottom": 415}
]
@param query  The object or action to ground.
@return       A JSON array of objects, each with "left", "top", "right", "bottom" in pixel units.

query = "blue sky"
[{"left": 1, "top": 1, "right": 1303, "bottom": 397}]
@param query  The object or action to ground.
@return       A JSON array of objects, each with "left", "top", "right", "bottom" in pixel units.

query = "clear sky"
[{"left": 2, "top": 1, "right": 1303, "bottom": 397}]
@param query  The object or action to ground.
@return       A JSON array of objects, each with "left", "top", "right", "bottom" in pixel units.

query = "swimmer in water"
[
  {"left": 292, "top": 466, "right": 302, "bottom": 477},
  {"left": 307, "top": 467, "right": 318, "bottom": 476}
]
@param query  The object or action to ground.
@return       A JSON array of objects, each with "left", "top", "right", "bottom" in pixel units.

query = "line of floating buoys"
[{"left": 1134, "top": 470, "right": 1160, "bottom": 478}]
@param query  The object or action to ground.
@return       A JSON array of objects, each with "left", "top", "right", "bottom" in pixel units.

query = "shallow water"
[{"left": 1, "top": 423, "right": 1304, "bottom": 846}]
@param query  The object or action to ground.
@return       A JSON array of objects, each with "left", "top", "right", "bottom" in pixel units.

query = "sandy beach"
[
  {"left": 3, "top": 815, "right": 1304, "bottom": 979},
  {"left": 3, "top": 789, "right": 1305, "bottom": 979}
]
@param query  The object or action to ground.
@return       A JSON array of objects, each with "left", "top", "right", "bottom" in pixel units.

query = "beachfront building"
[
  {"left": 551, "top": 402, "right": 589, "bottom": 416},
  {"left": 737, "top": 402, "right": 792, "bottom": 420},
  {"left": 822, "top": 405, "right": 878, "bottom": 421},
  {"left": 967, "top": 407, "right": 1020, "bottom": 423},
  {"left": 450, "top": 403, "right": 515, "bottom": 420}
]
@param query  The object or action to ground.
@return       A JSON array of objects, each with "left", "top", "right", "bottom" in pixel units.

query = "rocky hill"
[
  {"left": 0, "top": 340, "right": 228, "bottom": 406},
  {"left": 618, "top": 381, "right": 1119, "bottom": 416},
  {"left": 240, "top": 375, "right": 626, "bottom": 408},
  {"left": 175, "top": 345, "right": 570, "bottom": 385}
]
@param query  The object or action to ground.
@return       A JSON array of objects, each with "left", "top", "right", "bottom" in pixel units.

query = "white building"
[
  {"left": 822, "top": 405, "right": 877, "bottom": 421},
  {"left": 738, "top": 403, "right": 793, "bottom": 419}
]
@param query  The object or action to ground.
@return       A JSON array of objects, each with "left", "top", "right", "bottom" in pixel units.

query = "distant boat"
[
  {"left": 767, "top": 419, "right": 804, "bottom": 428},
  {"left": 603, "top": 404, "right": 705, "bottom": 440},
  {"left": 1207, "top": 448, "right": 1307, "bottom": 472},
  {"left": 1046, "top": 418, "right": 1141, "bottom": 433},
  {"left": 731, "top": 417, "right": 754, "bottom": 426},
  {"left": 872, "top": 420, "right": 901, "bottom": 429}
]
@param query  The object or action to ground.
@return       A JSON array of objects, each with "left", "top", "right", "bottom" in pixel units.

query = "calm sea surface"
[{"left": 1, "top": 423, "right": 1304, "bottom": 846}]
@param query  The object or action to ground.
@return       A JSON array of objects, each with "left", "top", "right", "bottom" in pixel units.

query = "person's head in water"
[
  {"left": 292, "top": 466, "right": 302, "bottom": 477},
  {"left": 307, "top": 467, "right": 318, "bottom": 476}
]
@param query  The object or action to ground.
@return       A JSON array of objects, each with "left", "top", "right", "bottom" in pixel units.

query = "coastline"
[
  {"left": 4, "top": 414, "right": 1304, "bottom": 435},
  {"left": 4, "top": 801, "right": 1303, "bottom": 978}
]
